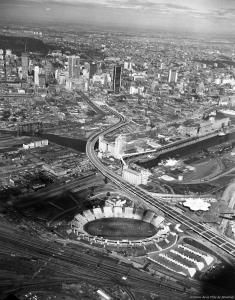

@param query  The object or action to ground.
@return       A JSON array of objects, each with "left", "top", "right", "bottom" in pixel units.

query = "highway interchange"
[{"left": 83, "top": 91, "right": 235, "bottom": 260}]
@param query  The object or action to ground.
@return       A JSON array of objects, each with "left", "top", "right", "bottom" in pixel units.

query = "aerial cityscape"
[{"left": 0, "top": 0, "right": 235, "bottom": 300}]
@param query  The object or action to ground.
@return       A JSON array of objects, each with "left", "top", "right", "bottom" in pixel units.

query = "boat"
[{"left": 219, "top": 109, "right": 235, "bottom": 116}]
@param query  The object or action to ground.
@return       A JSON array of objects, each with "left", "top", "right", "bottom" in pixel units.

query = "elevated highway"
[{"left": 83, "top": 92, "right": 235, "bottom": 259}]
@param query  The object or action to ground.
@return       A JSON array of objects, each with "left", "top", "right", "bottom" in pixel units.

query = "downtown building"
[
  {"left": 34, "top": 66, "right": 40, "bottom": 86},
  {"left": 21, "top": 53, "right": 29, "bottom": 79},
  {"left": 168, "top": 69, "right": 178, "bottom": 83},
  {"left": 112, "top": 65, "right": 122, "bottom": 93},
  {"left": 68, "top": 55, "right": 80, "bottom": 79}
]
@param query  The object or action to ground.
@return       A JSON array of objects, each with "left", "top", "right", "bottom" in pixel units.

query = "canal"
[{"left": 137, "top": 131, "right": 235, "bottom": 169}]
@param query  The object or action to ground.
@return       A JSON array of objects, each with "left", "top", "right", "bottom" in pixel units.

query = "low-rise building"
[
  {"left": 23, "top": 139, "right": 48, "bottom": 150},
  {"left": 42, "top": 164, "right": 67, "bottom": 177}
]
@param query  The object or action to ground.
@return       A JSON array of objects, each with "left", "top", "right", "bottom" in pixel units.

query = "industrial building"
[
  {"left": 122, "top": 166, "right": 151, "bottom": 185},
  {"left": 178, "top": 117, "right": 230, "bottom": 137}
]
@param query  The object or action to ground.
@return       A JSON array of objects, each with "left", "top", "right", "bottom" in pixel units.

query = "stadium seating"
[
  {"left": 70, "top": 220, "right": 80, "bottom": 228},
  {"left": 151, "top": 216, "right": 164, "bottom": 227},
  {"left": 74, "top": 214, "right": 87, "bottom": 224},
  {"left": 143, "top": 210, "right": 155, "bottom": 223},
  {"left": 93, "top": 207, "right": 104, "bottom": 219},
  {"left": 124, "top": 207, "right": 134, "bottom": 218},
  {"left": 133, "top": 208, "right": 144, "bottom": 220},
  {"left": 103, "top": 206, "right": 113, "bottom": 218},
  {"left": 70, "top": 206, "right": 177, "bottom": 253},
  {"left": 113, "top": 206, "right": 123, "bottom": 218}
]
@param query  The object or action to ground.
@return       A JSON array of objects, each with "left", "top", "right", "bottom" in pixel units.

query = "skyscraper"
[
  {"left": 84, "top": 62, "right": 90, "bottom": 72},
  {"left": 89, "top": 62, "right": 97, "bottom": 79},
  {"left": 39, "top": 74, "right": 46, "bottom": 87},
  {"left": 168, "top": 69, "right": 178, "bottom": 83},
  {"left": 45, "top": 61, "right": 53, "bottom": 81},
  {"left": 113, "top": 65, "right": 122, "bottom": 94},
  {"left": 83, "top": 62, "right": 90, "bottom": 80},
  {"left": 68, "top": 55, "right": 80, "bottom": 79},
  {"left": 21, "top": 53, "right": 29, "bottom": 79},
  {"left": 34, "top": 66, "right": 40, "bottom": 85},
  {"left": 114, "top": 134, "right": 126, "bottom": 158}
]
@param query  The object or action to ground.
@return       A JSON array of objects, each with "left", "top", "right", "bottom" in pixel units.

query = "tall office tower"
[
  {"left": 68, "top": 55, "right": 80, "bottom": 79},
  {"left": 113, "top": 65, "right": 122, "bottom": 94},
  {"left": 39, "top": 74, "right": 46, "bottom": 87},
  {"left": 83, "top": 62, "right": 90, "bottom": 80},
  {"left": 45, "top": 61, "right": 53, "bottom": 81},
  {"left": 84, "top": 62, "right": 90, "bottom": 72},
  {"left": 21, "top": 53, "right": 29, "bottom": 79},
  {"left": 114, "top": 134, "right": 126, "bottom": 158},
  {"left": 89, "top": 62, "right": 97, "bottom": 79},
  {"left": 168, "top": 69, "right": 178, "bottom": 83},
  {"left": 34, "top": 66, "right": 40, "bottom": 86}
]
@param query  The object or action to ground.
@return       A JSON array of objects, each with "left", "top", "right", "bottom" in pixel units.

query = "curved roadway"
[{"left": 84, "top": 93, "right": 235, "bottom": 259}]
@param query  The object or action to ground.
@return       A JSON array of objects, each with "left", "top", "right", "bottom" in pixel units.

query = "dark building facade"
[
  {"left": 89, "top": 62, "right": 97, "bottom": 79},
  {"left": 113, "top": 65, "right": 122, "bottom": 93}
]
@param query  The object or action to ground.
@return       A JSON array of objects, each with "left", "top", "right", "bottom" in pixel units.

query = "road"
[{"left": 83, "top": 91, "right": 235, "bottom": 259}]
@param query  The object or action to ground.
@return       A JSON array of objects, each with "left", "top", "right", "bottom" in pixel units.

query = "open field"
[{"left": 183, "top": 159, "right": 222, "bottom": 181}]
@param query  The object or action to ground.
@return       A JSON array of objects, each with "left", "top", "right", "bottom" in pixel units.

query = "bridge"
[{"left": 82, "top": 91, "right": 235, "bottom": 259}]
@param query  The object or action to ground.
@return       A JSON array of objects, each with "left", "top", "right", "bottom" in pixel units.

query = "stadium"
[
  {"left": 70, "top": 205, "right": 178, "bottom": 256},
  {"left": 70, "top": 202, "right": 217, "bottom": 279}
]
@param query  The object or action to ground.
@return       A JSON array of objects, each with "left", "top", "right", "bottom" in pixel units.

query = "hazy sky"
[{"left": 1, "top": 0, "right": 235, "bottom": 34}]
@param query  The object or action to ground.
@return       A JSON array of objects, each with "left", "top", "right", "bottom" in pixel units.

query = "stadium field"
[{"left": 84, "top": 218, "right": 157, "bottom": 240}]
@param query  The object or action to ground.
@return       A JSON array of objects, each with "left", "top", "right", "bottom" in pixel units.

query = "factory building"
[{"left": 122, "top": 166, "right": 151, "bottom": 185}]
